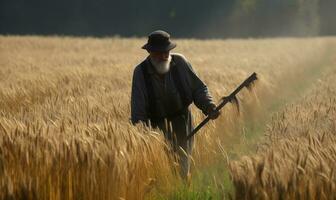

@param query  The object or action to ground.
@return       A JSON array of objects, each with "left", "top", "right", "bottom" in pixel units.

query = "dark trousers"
[{"left": 151, "top": 108, "right": 194, "bottom": 179}]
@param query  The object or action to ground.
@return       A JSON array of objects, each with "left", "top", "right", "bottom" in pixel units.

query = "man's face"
[{"left": 149, "top": 51, "right": 170, "bottom": 62}]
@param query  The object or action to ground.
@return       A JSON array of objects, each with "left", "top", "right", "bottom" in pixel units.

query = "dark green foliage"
[{"left": 0, "top": 0, "right": 334, "bottom": 38}]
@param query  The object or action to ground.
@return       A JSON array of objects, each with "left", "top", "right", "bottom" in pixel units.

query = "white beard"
[{"left": 150, "top": 55, "right": 172, "bottom": 74}]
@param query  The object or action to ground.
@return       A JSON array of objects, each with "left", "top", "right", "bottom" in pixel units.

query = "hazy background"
[{"left": 0, "top": 0, "right": 335, "bottom": 38}]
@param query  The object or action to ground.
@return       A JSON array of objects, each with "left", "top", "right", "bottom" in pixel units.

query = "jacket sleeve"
[
  {"left": 184, "top": 60, "right": 216, "bottom": 115},
  {"left": 131, "top": 66, "right": 148, "bottom": 124}
]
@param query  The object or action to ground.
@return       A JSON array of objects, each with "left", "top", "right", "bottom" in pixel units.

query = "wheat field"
[
  {"left": 229, "top": 67, "right": 336, "bottom": 199},
  {"left": 0, "top": 36, "right": 336, "bottom": 199}
]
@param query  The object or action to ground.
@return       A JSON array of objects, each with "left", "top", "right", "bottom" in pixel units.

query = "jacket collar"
[{"left": 145, "top": 55, "right": 176, "bottom": 75}]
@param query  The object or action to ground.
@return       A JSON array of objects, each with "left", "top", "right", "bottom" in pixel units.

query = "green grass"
[{"left": 150, "top": 161, "right": 233, "bottom": 200}]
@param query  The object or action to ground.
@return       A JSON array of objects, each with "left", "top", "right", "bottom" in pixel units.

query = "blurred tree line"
[{"left": 0, "top": 0, "right": 335, "bottom": 38}]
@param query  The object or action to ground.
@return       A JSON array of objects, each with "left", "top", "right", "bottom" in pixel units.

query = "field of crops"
[
  {"left": 0, "top": 36, "right": 335, "bottom": 199},
  {"left": 230, "top": 68, "right": 336, "bottom": 199}
]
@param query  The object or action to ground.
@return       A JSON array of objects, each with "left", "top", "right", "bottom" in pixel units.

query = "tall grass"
[
  {"left": 229, "top": 66, "right": 336, "bottom": 199},
  {"left": 0, "top": 36, "right": 335, "bottom": 199}
]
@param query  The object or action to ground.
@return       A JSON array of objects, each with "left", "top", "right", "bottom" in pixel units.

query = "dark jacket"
[{"left": 131, "top": 53, "right": 215, "bottom": 125}]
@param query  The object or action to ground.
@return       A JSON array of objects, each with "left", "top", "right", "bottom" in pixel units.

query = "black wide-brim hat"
[{"left": 142, "top": 30, "right": 177, "bottom": 52}]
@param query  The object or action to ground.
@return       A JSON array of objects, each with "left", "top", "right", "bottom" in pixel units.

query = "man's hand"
[{"left": 207, "top": 104, "right": 221, "bottom": 120}]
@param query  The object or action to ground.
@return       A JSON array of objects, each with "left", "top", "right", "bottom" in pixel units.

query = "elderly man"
[{"left": 131, "top": 30, "right": 220, "bottom": 179}]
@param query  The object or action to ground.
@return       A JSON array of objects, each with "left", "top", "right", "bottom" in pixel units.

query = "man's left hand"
[{"left": 207, "top": 104, "right": 221, "bottom": 120}]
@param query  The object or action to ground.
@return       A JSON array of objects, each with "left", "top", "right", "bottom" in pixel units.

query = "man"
[{"left": 131, "top": 30, "right": 220, "bottom": 179}]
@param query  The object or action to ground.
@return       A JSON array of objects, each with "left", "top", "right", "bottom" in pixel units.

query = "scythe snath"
[{"left": 187, "top": 72, "right": 258, "bottom": 140}]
